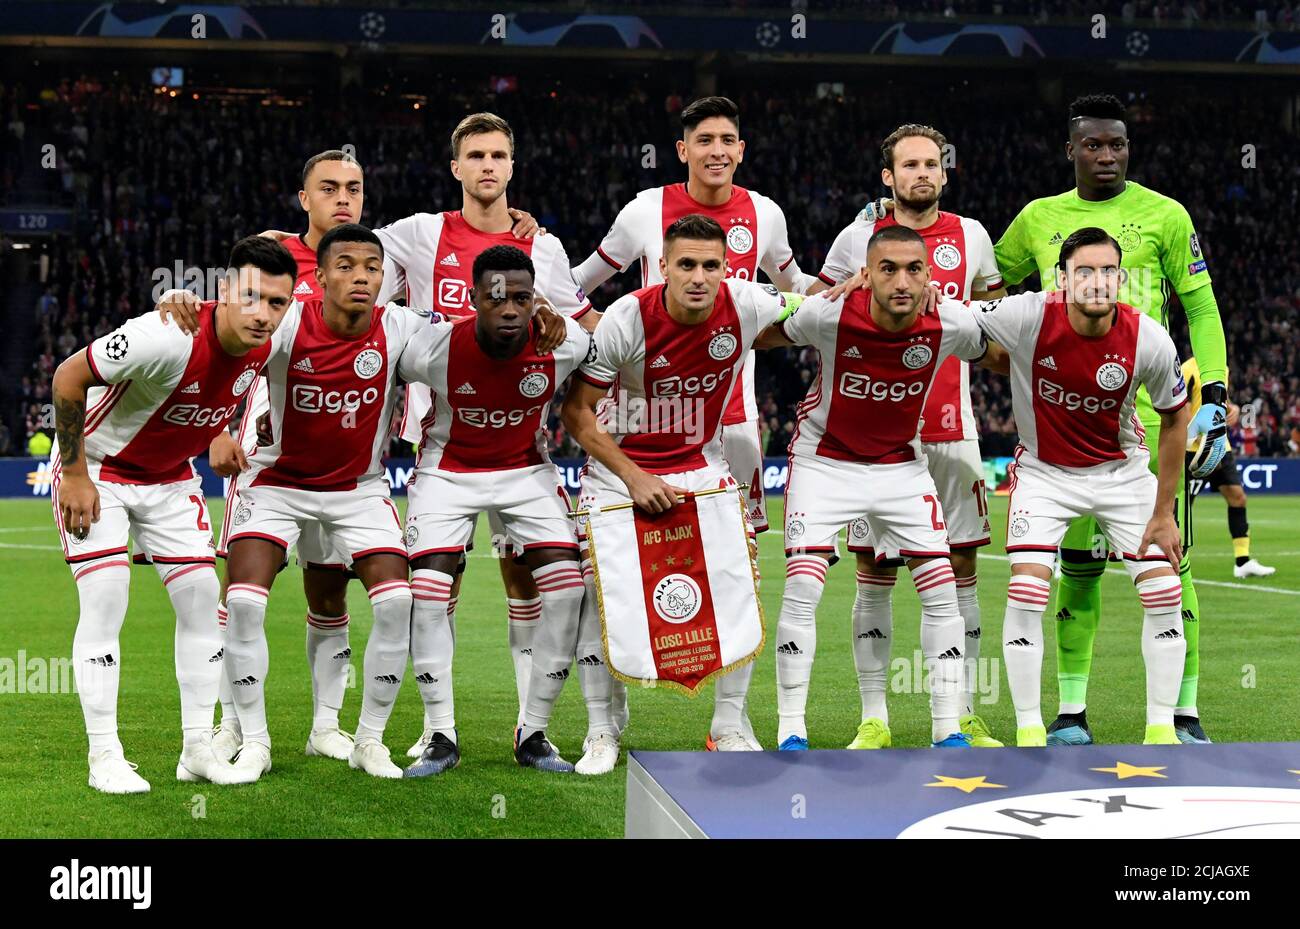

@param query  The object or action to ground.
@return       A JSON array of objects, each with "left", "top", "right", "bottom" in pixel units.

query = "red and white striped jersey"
[
  {"left": 397, "top": 316, "right": 591, "bottom": 473},
  {"left": 778, "top": 289, "right": 987, "bottom": 465},
  {"left": 373, "top": 211, "right": 593, "bottom": 446},
  {"left": 818, "top": 211, "right": 1002, "bottom": 444},
  {"left": 248, "top": 299, "right": 432, "bottom": 492},
  {"left": 575, "top": 183, "right": 816, "bottom": 425},
  {"left": 576, "top": 280, "right": 786, "bottom": 474},
  {"left": 67, "top": 303, "right": 270, "bottom": 484},
  {"left": 969, "top": 291, "right": 1188, "bottom": 470}
]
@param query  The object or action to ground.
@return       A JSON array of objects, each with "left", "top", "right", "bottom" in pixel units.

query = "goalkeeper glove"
[
  {"left": 1187, "top": 380, "right": 1228, "bottom": 478},
  {"left": 857, "top": 197, "right": 894, "bottom": 223}
]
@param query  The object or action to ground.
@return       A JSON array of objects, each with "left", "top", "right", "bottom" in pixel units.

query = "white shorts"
[
  {"left": 226, "top": 477, "right": 406, "bottom": 564},
  {"left": 722, "top": 420, "right": 768, "bottom": 534},
  {"left": 576, "top": 460, "right": 740, "bottom": 543},
  {"left": 218, "top": 470, "right": 350, "bottom": 569},
  {"left": 1005, "top": 451, "right": 1169, "bottom": 579},
  {"left": 52, "top": 471, "right": 216, "bottom": 569},
  {"left": 405, "top": 465, "right": 578, "bottom": 561},
  {"left": 787, "top": 454, "right": 949, "bottom": 564}
]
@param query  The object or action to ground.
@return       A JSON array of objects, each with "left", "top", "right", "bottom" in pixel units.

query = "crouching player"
[
  {"left": 397, "top": 245, "right": 589, "bottom": 776},
  {"left": 51, "top": 236, "right": 297, "bottom": 792},
  {"left": 758, "top": 225, "right": 1005, "bottom": 749},
  {"left": 971, "top": 227, "right": 1191, "bottom": 746}
]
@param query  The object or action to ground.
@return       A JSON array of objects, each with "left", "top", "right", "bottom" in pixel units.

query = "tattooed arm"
[{"left": 51, "top": 351, "right": 100, "bottom": 538}]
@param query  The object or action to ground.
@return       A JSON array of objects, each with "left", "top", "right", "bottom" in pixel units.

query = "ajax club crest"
[
  {"left": 652, "top": 573, "right": 703, "bottom": 624},
  {"left": 726, "top": 223, "right": 754, "bottom": 255},
  {"left": 932, "top": 243, "right": 961, "bottom": 271},
  {"left": 232, "top": 369, "right": 257, "bottom": 397},
  {"left": 708, "top": 331, "right": 738, "bottom": 361},
  {"left": 519, "top": 368, "right": 550, "bottom": 398},
  {"left": 1096, "top": 361, "right": 1128, "bottom": 391},
  {"left": 353, "top": 349, "right": 383, "bottom": 379},
  {"left": 902, "top": 345, "right": 933, "bottom": 370}
]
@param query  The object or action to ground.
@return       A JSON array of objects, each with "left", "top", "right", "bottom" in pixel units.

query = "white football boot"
[
  {"left": 349, "top": 738, "right": 403, "bottom": 779},
  {"left": 211, "top": 720, "right": 242, "bottom": 763},
  {"left": 177, "top": 736, "right": 253, "bottom": 785},
  {"left": 88, "top": 750, "right": 151, "bottom": 795},
  {"left": 406, "top": 717, "right": 433, "bottom": 758},
  {"left": 1234, "top": 558, "right": 1276, "bottom": 578},
  {"left": 228, "top": 741, "right": 272, "bottom": 784},
  {"left": 740, "top": 700, "right": 764, "bottom": 751},
  {"left": 575, "top": 732, "right": 620, "bottom": 775},
  {"left": 707, "top": 728, "right": 758, "bottom": 751},
  {"left": 305, "top": 728, "right": 354, "bottom": 761}
]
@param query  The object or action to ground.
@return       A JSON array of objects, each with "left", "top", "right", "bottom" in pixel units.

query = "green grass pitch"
[{"left": 1, "top": 492, "right": 1296, "bottom": 837}]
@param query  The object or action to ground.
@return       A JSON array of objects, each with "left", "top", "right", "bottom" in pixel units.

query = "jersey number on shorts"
[
  {"left": 188, "top": 494, "right": 210, "bottom": 532},
  {"left": 923, "top": 493, "right": 945, "bottom": 531},
  {"left": 972, "top": 480, "right": 989, "bottom": 518}
]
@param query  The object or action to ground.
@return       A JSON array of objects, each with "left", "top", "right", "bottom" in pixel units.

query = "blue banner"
[
  {"left": 1, "top": 5, "right": 1296, "bottom": 67},
  {"left": 7, "top": 455, "right": 1300, "bottom": 499}
]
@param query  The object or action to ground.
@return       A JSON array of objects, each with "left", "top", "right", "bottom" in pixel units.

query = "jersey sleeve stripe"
[
  {"left": 573, "top": 304, "right": 595, "bottom": 320},
  {"left": 1154, "top": 396, "right": 1189, "bottom": 415},
  {"left": 84, "top": 345, "right": 107, "bottom": 385},
  {"left": 596, "top": 246, "right": 622, "bottom": 270},
  {"left": 779, "top": 255, "right": 795, "bottom": 271},
  {"left": 816, "top": 271, "right": 837, "bottom": 286},
  {"left": 576, "top": 371, "right": 614, "bottom": 389}
]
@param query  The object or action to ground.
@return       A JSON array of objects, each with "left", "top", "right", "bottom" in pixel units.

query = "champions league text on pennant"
[{"left": 585, "top": 488, "right": 764, "bottom": 694}]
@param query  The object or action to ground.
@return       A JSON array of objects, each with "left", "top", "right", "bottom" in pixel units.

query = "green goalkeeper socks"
[
  {"left": 1054, "top": 553, "right": 1106, "bottom": 712},
  {"left": 1175, "top": 556, "right": 1201, "bottom": 716}
]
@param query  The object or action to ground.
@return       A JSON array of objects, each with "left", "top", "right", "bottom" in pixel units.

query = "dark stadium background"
[{"left": 2, "top": 1, "right": 1298, "bottom": 465}]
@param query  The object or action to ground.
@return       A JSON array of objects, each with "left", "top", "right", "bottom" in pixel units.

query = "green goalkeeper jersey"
[{"left": 994, "top": 180, "right": 1226, "bottom": 425}]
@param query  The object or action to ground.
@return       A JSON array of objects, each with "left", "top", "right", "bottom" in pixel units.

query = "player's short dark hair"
[
  {"left": 880, "top": 123, "right": 947, "bottom": 171},
  {"left": 301, "top": 149, "right": 361, "bottom": 188},
  {"left": 681, "top": 96, "right": 740, "bottom": 136},
  {"left": 866, "top": 224, "right": 926, "bottom": 256},
  {"left": 1068, "top": 93, "right": 1127, "bottom": 127},
  {"left": 472, "top": 245, "right": 535, "bottom": 287},
  {"left": 317, "top": 222, "right": 384, "bottom": 266},
  {"left": 1057, "top": 226, "right": 1122, "bottom": 268},
  {"left": 664, "top": 214, "right": 726, "bottom": 253},
  {"left": 451, "top": 112, "right": 514, "bottom": 159},
  {"left": 228, "top": 235, "right": 298, "bottom": 283}
]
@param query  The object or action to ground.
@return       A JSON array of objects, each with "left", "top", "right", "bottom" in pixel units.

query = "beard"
[{"left": 893, "top": 186, "right": 940, "bottom": 213}]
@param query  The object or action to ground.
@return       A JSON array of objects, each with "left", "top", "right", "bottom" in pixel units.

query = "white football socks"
[
  {"left": 1137, "top": 575, "right": 1185, "bottom": 727},
  {"left": 305, "top": 610, "right": 350, "bottom": 732},
  {"left": 507, "top": 596, "right": 541, "bottom": 727},
  {"left": 71, "top": 557, "right": 132, "bottom": 756},
  {"left": 409, "top": 570, "right": 456, "bottom": 741},
  {"left": 955, "top": 574, "right": 980, "bottom": 715},
  {"left": 520, "top": 561, "right": 585, "bottom": 741},
  {"left": 851, "top": 569, "right": 895, "bottom": 724},
  {"left": 775, "top": 555, "right": 828, "bottom": 743},
  {"left": 355, "top": 580, "right": 413, "bottom": 745},
  {"left": 161, "top": 563, "right": 222, "bottom": 747},
  {"left": 912, "top": 559, "right": 962, "bottom": 742},
  {"left": 224, "top": 583, "right": 271, "bottom": 748},
  {"left": 1002, "top": 574, "right": 1051, "bottom": 729},
  {"left": 216, "top": 601, "right": 237, "bottom": 728},
  {"left": 577, "top": 556, "right": 617, "bottom": 740}
]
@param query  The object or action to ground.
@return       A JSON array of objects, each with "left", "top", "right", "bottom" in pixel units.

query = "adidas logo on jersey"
[
  {"left": 842, "top": 345, "right": 863, "bottom": 359},
  {"left": 650, "top": 354, "right": 670, "bottom": 369},
  {"left": 232, "top": 675, "right": 259, "bottom": 686},
  {"left": 439, "top": 252, "right": 460, "bottom": 267},
  {"left": 373, "top": 674, "right": 400, "bottom": 685},
  {"left": 776, "top": 641, "right": 803, "bottom": 655},
  {"left": 936, "top": 647, "right": 963, "bottom": 660},
  {"left": 1049, "top": 232, "right": 1063, "bottom": 245},
  {"left": 415, "top": 672, "right": 438, "bottom": 685},
  {"left": 86, "top": 654, "right": 116, "bottom": 667},
  {"left": 1038, "top": 355, "right": 1058, "bottom": 370},
  {"left": 1005, "top": 637, "right": 1034, "bottom": 647},
  {"left": 856, "top": 629, "right": 887, "bottom": 640},
  {"left": 1154, "top": 628, "right": 1183, "bottom": 640},
  {"left": 293, "top": 357, "right": 315, "bottom": 373},
  {"left": 293, "top": 280, "right": 314, "bottom": 296},
  {"left": 208, "top": 648, "right": 224, "bottom": 663},
  {"left": 577, "top": 654, "right": 604, "bottom": 666},
  {"left": 181, "top": 381, "right": 201, "bottom": 394},
  {"left": 455, "top": 382, "right": 476, "bottom": 395}
]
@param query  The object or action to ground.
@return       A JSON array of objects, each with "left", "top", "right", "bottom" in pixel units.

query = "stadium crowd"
[{"left": 2, "top": 71, "right": 1297, "bottom": 459}]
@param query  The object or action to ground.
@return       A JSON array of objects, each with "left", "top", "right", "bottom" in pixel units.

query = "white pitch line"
[
  {"left": 0, "top": 542, "right": 62, "bottom": 551},
  {"left": 977, "top": 552, "right": 1300, "bottom": 597},
  {"left": 0, "top": 526, "right": 52, "bottom": 534}
]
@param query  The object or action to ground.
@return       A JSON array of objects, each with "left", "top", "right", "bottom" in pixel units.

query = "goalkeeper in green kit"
[{"left": 993, "top": 94, "right": 1228, "bottom": 744}]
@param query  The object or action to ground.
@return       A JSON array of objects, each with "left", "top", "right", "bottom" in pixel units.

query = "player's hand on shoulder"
[
  {"left": 156, "top": 289, "right": 202, "bottom": 336},
  {"left": 208, "top": 432, "right": 249, "bottom": 477},
  {"left": 257, "top": 229, "right": 295, "bottom": 242},
  {"left": 532, "top": 295, "right": 565, "bottom": 354},
  {"left": 508, "top": 208, "right": 545, "bottom": 239},
  {"left": 626, "top": 471, "right": 684, "bottom": 515},
  {"left": 823, "top": 266, "right": 869, "bottom": 302},
  {"left": 857, "top": 198, "right": 894, "bottom": 223},
  {"left": 59, "top": 472, "right": 100, "bottom": 540}
]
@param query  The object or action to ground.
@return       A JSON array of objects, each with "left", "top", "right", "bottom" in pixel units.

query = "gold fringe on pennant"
[{"left": 588, "top": 485, "right": 765, "bottom": 698}]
